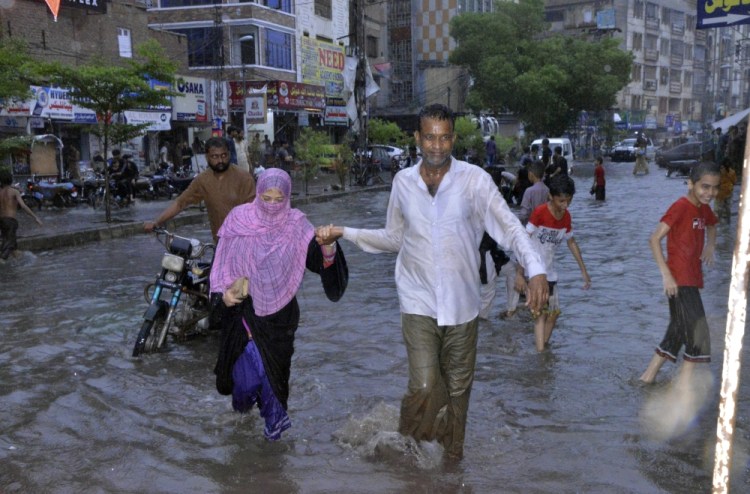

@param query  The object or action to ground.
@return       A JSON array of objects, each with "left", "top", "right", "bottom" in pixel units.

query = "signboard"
[
  {"left": 123, "top": 110, "right": 171, "bottom": 131},
  {"left": 172, "top": 75, "right": 208, "bottom": 122},
  {"left": 63, "top": 0, "right": 107, "bottom": 14},
  {"left": 300, "top": 37, "right": 346, "bottom": 98},
  {"left": 228, "top": 81, "right": 325, "bottom": 112},
  {"left": 697, "top": 1, "right": 750, "bottom": 28},
  {"left": 245, "top": 90, "right": 267, "bottom": 124},
  {"left": 324, "top": 97, "right": 348, "bottom": 126},
  {"left": 147, "top": 78, "right": 172, "bottom": 111},
  {"left": 0, "top": 97, "right": 32, "bottom": 117},
  {"left": 30, "top": 86, "right": 74, "bottom": 120}
]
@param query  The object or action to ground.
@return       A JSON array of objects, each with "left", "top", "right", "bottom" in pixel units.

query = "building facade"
[
  {"left": 0, "top": 0, "right": 189, "bottom": 166},
  {"left": 545, "top": 0, "right": 750, "bottom": 137}
]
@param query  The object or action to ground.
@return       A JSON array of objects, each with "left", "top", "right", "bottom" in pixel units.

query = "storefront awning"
[{"left": 711, "top": 107, "right": 750, "bottom": 130}]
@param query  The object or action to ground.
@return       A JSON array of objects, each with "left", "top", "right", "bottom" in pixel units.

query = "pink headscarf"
[{"left": 210, "top": 169, "right": 315, "bottom": 316}]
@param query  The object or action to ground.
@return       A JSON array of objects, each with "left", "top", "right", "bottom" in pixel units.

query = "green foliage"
[
  {"left": 453, "top": 116, "right": 485, "bottom": 162},
  {"left": 332, "top": 134, "right": 355, "bottom": 189},
  {"left": 0, "top": 39, "right": 40, "bottom": 101},
  {"left": 368, "top": 118, "right": 409, "bottom": 146},
  {"left": 294, "top": 127, "right": 330, "bottom": 188},
  {"left": 450, "top": 0, "right": 632, "bottom": 136},
  {"left": 0, "top": 136, "right": 34, "bottom": 159}
]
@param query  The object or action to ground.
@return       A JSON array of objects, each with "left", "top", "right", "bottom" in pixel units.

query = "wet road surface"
[{"left": 1, "top": 160, "right": 749, "bottom": 493}]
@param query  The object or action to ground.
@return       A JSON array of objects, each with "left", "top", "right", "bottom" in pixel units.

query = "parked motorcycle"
[
  {"left": 89, "top": 177, "right": 133, "bottom": 209},
  {"left": 132, "top": 228, "right": 215, "bottom": 356},
  {"left": 24, "top": 176, "right": 78, "bottom": 209},
  {"left": 134, "top": 173, "right": 174, "bottom": 201}
]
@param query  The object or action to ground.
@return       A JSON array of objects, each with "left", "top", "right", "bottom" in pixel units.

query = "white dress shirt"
[{"left": 343, "top": 157, "right": 546, "bottom": 326}]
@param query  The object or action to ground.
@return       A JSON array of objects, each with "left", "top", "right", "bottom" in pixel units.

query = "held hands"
[
  {"left": 143, "top": 221, "right": 157, "bottom": 234},
  {"left": 315, "top": 224, "right": 343, "bottom": 245},
  {"left": 525, "top": 274, "right": 549, "bottom": 315},
  {"left": 223, "top": 277, "right": 248, "bottom": 307}
]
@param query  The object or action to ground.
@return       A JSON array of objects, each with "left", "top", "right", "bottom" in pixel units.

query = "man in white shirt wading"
[{"left": 315, "top": 104, "right": 548, "bottom": 459}]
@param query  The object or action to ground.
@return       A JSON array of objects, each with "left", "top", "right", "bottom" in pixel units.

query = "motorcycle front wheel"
[{"left": 132, "top": 312, "right": 168, "bottom": 356}]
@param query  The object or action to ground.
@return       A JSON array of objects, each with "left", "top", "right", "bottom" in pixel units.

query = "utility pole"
[{"left": 354, "top": 0, "right": 368, "bottom": 166}]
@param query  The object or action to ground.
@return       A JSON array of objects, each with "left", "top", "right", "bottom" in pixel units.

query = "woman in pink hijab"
[{"left": 211, "top": 168, "right": 347, "bottom": 440}]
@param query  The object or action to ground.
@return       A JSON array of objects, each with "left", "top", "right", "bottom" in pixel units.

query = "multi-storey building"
[
  {"left": 148, "top": 0, "right": 359, "bottom": 144},
  {"left": 544, "top": 0, "right": 750, "bottom": 138},
  {"left": 0, "top": 0, "right": 188, "bottom": 164},
  {"left": 377, "top": 0, "right": 488, "bottom": 129}
]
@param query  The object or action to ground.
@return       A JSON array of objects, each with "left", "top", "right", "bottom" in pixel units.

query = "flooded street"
[{"left": 2, "top": 161, "right": 750, "bottom": 493}]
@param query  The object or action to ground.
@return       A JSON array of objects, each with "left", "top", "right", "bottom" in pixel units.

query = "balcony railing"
[
  {"left": 645, "top": 17, "right": 660, "bottom": 30},
  {"left": 670, "top": 54, "right": 684, "bottom": 67},
  {"left": 645, "top": 49, "right": 659, "bottom": 61},
  {"left": 644, "top": 79, "right": 657, "bottom": 90},
  {"left": 669, "top": 81, "right": 682, "bottom": 93},
  {"left": 671, "top": 23, "right": 685, "bottom": 35}
]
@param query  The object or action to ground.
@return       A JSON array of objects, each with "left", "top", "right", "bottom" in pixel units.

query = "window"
[
  {"left": 174, "top": 27, "right": 222, "bottom": 67},
  {"left": 645, "top": 2, "right": 658, "bottom": 20},
  {"left": 366, "top": 35, "right": 378, "bottom": 58},
  {"left": 684, "top": 71, "right": 692, "bottom": 88},
  {"left": 232, "top": 27, "right": 258, "bottom": 65},
  {"left": 265, "top": 29, "right": 292, "bottom": 70},
  {"left": 265, "top": 0, "right": 291, "bottom": 13},
  {"left": 631, "top": 63, "right": 642, "bottom": 82},
  {"left": 660, "top": 67, "right": 669, "bottom": 84},
  {"left": 118, "top": 28, "right": 132, "bottom": 58},
  {"left": 634, "top": 0, "right": 644, "bottom": 19},
  {"left": 633, "top": 32, "right": 643, "bottom": 51},
  {"left": 545, "top": 10, "right": 564, "bottom": 22},
  {"left": 314, "top": 0, "right": 331, "bottom": 19}
]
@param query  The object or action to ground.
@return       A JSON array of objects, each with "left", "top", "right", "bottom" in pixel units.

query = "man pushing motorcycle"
[{"left": 144, "top": 137, "right": 256, "bottom": 242}]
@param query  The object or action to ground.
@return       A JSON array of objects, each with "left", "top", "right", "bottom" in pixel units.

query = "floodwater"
[{"left": 2, "top": 161, "right": 750, "bottom": 493}]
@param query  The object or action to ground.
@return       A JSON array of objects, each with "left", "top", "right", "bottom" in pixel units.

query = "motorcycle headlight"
[
  {"left": 165, "top": 271, "right": 178, "bottom": 283},
  {"left": 161, "top": 253, "right": 185, "bottom": 273}
]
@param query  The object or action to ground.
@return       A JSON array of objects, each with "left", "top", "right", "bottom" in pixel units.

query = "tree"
[
  {"left": 0, "top": 39, "right": 39, "bottom": 101},
  {"left": 294, "top": 127, "right": 329, "bottom": 196},
  {"left": 450, "top": 0, "right": 632, "bottom": 137},
  {"left": 42, "top": 40, "right": 178, "bottom": 222},
  {"left": 368, "top": 118, "right": 409, "bottom": 146}
]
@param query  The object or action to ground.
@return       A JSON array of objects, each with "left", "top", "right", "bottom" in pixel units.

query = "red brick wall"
[{"left": 0, "top": 0, "right": 188, "bottom": 71}]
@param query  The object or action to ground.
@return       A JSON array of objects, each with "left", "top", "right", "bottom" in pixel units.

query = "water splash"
[{"left": 332, "top": 402, "right": 444, "bottom": 469}]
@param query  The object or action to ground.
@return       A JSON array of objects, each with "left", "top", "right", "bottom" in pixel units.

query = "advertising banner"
[
  {"left": 228, "top": 81, "right": 325, "bottom": 112},
  {"left": 697, "top": 0, "right": 750, "bottom": 28},
  {"left": 300, "top": 37, "right": 345, "bottom": 98},
  {"left": 123, "top": 110, "right": 171, "bottom": 131},
  {"left": 30, "top": 86, "right": 74, "bottom": 120},
  {"left": 245, "top": 87, "right": 267, "bottom": 124},
  {"left": 173, "top": 75, "right": 208, "bottom": 122}
]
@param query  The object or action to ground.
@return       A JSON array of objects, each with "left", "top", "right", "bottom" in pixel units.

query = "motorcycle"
[
  {"left": 134, "top": 173, "right": 174, "bottom": 201},
  {"left": 24, "top": 176, "right": 78, "bottom": 209},
  {"left": 132, "top": 228, "right": 215, "bottom": 356}
]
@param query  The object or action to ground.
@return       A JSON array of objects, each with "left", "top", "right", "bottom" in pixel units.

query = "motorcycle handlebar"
[{"left": 151, "top": 227, "right": 215, "bottom": 258}]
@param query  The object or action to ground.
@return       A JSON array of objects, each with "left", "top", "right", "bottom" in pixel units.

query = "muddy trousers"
[{"left": 398, "top": 313, "right": 478, "bottom": 458}]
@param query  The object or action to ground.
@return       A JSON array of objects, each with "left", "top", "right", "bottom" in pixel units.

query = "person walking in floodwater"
[
  {"left": 0, "top": 168, "right": 42, "bottom": 260},
  {"left": 516, "top": 174, "right": 591, "bottom": 352},
  {"left": 639, "top": 162, "right": 719, "bottom": 385},
  {"left": 315, "top": 104, "right": 548, "bottom": 460}
]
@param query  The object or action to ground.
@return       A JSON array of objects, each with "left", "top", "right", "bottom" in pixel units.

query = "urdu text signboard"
[
  {"left": 228, "top": 81, "right": 325, "bottom": 112},
  {"left": 697, "top": 0, "right": 750, "bottom": 28}
]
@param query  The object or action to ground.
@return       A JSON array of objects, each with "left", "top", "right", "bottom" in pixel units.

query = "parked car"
[
  {"left": 654, "top": 141, "right": 708, "bottom": 177},
  {"left": 610, "top": 136, "right": 656, "bottom": 162},
  {"left": 366, "top": 145, "right": 404, "bottom": 171},
  {"left": 530, "top": 137, "right": 575, "bottom": 163}
]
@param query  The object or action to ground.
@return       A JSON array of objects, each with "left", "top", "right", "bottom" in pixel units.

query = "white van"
[{"left": 530, "top": 137, "right": 575, "bottom": 163}]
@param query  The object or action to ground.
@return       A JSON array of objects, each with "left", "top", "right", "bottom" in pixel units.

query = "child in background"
[
  {"left": 592, "top": 156, "right": 606, "bottom": 201},
  {"left": 640, "top": 162, "right": 719, "bottom": 384},
  {"left": 713, "top": 158, "right": 736, "bottom": 224},
  {"left": 517, "top": 175, "right": 591, "bottom": 351}
]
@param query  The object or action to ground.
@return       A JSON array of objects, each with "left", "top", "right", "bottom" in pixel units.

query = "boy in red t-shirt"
[
  {"left": 517, "top": 175, "right": 591, "bottom": 352},
  {"left": 640, "top": 162, "right": 719, "bottom": 384},
  {"left": 591, "top": 156, "right": 606, "bottom": 201}
]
